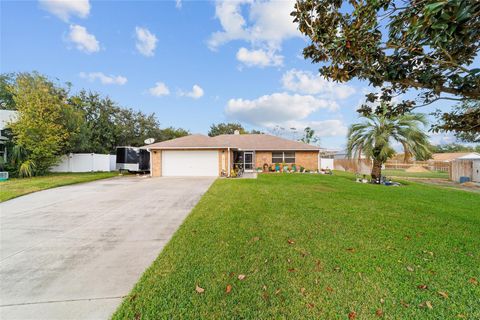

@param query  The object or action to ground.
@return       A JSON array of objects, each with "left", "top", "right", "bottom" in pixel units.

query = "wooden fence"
[
  {"left": 384, "top": 160, "right": 450, "bottom": 172},
  {"left": 334, "top": 159, "right": 372, "bottom": 174}
]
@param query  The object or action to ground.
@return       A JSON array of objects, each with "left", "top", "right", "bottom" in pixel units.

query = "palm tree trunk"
[{"left": 371, "top": 159, "right": 382, "bottom": 181}]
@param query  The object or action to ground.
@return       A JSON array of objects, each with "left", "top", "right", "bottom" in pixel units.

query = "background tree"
[
  {"left": 347, "top": 107, "right": 431, "bottom": 180},
  {"left": 432, "top": 100, "right": 480, "bottom": 143},
  {"left": 292, "top": 0, "right": 480, "bottom": 132},
  {"left": 208, "top": 122, "right": 247, "bottom": 136},
  {"left": 300, "top": 127, "right": 320, "bottom": 145},
  {"left": 9, "top": 73, "right": 79, "bottom": 175},
  {"left": 0, "top": 73, "right": 16, "bottom": 110},
  {"left": 431, "top": 143, "right": 480, "bottom": 153}
]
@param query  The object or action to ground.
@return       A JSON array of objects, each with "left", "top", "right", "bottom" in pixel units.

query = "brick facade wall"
[
  {"left": 151, "top": 150, "right": 162, "bottom": 177},
  {"left": 254, "top": 151, "right": 319, "bottom": 171}
]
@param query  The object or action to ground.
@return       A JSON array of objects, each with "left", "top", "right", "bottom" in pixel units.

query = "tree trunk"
[{"left": 371, "top": 159, "right": 382, "bottom": 182}]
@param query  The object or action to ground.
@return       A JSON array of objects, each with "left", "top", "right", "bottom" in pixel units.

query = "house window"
[{"left": 272, "top": 151, "right": 295, "bottom": 164}]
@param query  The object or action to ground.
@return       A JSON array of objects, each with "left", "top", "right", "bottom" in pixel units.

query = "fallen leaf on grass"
[
  {"left": 333, "top": 266, "right": 341, "bottom": 272},
  {"left": 288, "top": 268, "right": 296, "bottom": 272},
  {"left": 287, "top": 239, "right": 295, "bottom": 245},
  {"left": 306, "top": 303, "right": 315, "bottom": 309},
  {"left": 252, "top": 236, "right": 260, "bottom": 241},
  {"left": 380, "top": 298, "right": 385, "bottom": 304},
  {"left": 300, "top": 287, "right": 306, "bottom": 294},
  {"left": 226, "top": 284, "right": 232, "bottom": 294},
  {"left": 346, "top": 248, "right": 356, "bottom": 253},
  {"left": 348, "top": 311, "right": 357, "bottom": 319},
  {"left": 400, "top": 300, "right": 409, "bottom": 308},
  {"left": 417, "top": 284, "right": 428, "bottom": 290},
  {"left": 375, "top": 309, "right": 384, "bottom": 317},
  {"left": 262, "top": 285, "right": 267, "bottom": 291},
  {"left": 326, "top": 286, "right": 334, "bottom": 292},
  {"left": 275, "top": 288, "right": 281, "bottom": 295},
  {"left": 195, "top": 285, "right": 205, "bottom": 293},
  {"left": 238, "top": 274, "right": 246, "bottom": 280},
  {"left": 419, "top": 301, "right": 433, "bottom": 309},
  {"left": 468, "top": 277, "right": 478, "bottom": 285},
  {"left": 438, "top": 291, "right": 449, "bottom": 299},
  {"left": 406, "top": 266, "right": 414, "bottom": 272}
]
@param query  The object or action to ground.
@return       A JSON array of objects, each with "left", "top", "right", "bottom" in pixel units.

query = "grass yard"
[
  {"left": 382, "top": 169, "right": 449, "bottom": 179},
  {"left": 0, "top": 172, "right": 118, "bottom": 202},
  {"left": 113, "top": 173, "right": 480, "bottom": 319}
]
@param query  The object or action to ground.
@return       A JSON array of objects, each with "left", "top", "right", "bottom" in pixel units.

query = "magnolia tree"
[{"left": 292, "top": 0, "right": 480, "bottom": 135}]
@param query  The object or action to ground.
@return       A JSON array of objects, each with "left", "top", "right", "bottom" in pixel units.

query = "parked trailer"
[{"left": 116, "top": 147, "right": 150, "bottom": 172}]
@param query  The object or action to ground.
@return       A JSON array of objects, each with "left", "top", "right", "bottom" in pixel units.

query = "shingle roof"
[
  {"left": 431, "top": 153, "right": 471, "bottom": 162},
  {"left": 145, "top": 134, "right": 320, "bottom": 151}
]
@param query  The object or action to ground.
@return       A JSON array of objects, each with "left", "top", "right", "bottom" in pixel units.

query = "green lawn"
[
  {"left": 113, "top": 173, "right": 479, "bottom": 319},
  {"left": 382, "top": 169, "right": 449, "bottom": 179},
  {"left": 0, "top": 172, "right": 118, "bottom": 202}
]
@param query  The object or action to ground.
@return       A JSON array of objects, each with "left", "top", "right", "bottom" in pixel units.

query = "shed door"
[
  {"left": 162, "top": 150, "right": 218, "bottom": 176},
  {"left": 473, "top": 160, "right": 480, "bottom": 182}
]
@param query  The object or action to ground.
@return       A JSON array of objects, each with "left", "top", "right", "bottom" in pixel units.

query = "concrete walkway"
[{"left": 0, "top": 176, "right": 215, "bottom": 319}]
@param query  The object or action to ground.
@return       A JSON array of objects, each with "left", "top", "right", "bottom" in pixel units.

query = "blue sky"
[{"left": 1, "top": 0, "right": 459, "bottom": 149}]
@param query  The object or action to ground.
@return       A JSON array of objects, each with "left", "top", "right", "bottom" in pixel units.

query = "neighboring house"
[
  {"left": 333, "top": 150, "right": 367, "bottom": 160},
  {"left": 144, "top": 132, "right": 321, "bottom": 177},
  {"left": 0, "top": 110, "right": 18, "bottom": 161}
]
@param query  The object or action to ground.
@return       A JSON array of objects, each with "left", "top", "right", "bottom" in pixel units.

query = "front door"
[{"left": 244, "top": 151, "right": 254, "bottom": 171}]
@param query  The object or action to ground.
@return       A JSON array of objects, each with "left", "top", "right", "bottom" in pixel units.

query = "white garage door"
[{"left": 162, "top": 150, "right": 219, "bottom": 177}]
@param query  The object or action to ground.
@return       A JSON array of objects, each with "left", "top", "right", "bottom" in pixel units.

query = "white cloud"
[
  {"left": 79, "top": 72, "right": 127, "bottom": 85},
  {"left": 67, "top": 24, "right": 99, "bottom": 53},
  {"left": 135, "top": 27, "right": 157, "bottom": 57},
  {"left": 282, "top": 120, "right": 348, "bottom": 137},
  {"left": 208, "top": 0, "right": 300, "bottom": 50},
  {"left": 39, "top": 0, "right": 90, "bottom": 22},
  {"left": 175, "top": 0, "right": 182, "bottom": 9},
  {"left": 149, "top": 82, "right": 170, "bottom": 97},
  {"left": 180, "top": 84, "right": 204, "bottom": 99},
  {"left": 236, "top": 47, "right": 283, "bottom": 67},
  {"left": 225, "top": 92, "right": 338, "bottom": 127},
  {"left": 282, "top": 69, "right": 356, "bottom": 99}
]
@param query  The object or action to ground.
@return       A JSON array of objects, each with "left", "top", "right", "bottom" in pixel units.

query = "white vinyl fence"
[
  {"left": 319, "top": 158, "right": 334, "bottom": 170},
  {"left": 51, "top": 153, "right": 117, "bottom": 172}
]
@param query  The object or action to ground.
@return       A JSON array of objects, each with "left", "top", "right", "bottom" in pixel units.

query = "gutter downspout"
[
  {"left": 227, "top": 147, "right": 230, "bottom": 177},
  {"left": 148, "top": 148, "right": 152, "bottom": 177}
]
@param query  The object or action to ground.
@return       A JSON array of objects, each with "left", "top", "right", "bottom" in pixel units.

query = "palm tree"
[{"left": 347, "top": 109, "right": 431, "bottom": 181}]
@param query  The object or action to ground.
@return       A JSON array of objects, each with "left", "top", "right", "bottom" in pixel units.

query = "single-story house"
[
  {"left": 144, "top": 132, "right": 321, "bottom": 177},
  {"left": 0, "top": 110, "right": 18, "bottom": 161}
]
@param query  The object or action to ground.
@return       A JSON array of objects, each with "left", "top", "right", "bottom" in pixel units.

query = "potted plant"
[
  {"left": 283, "top": 163, "right": 289, "bottom": 173},
  {"left": 256, "top": 167, "right": 262, "bottom": 173},
  {"left": 291, "top": 163, "right": 297, "bottom": 172},
  {"left": 275, "top": 163, "right": 280, "bottom": 172},
  {"left": 300, "top": 166, "right": 305, "bottom": 173}
]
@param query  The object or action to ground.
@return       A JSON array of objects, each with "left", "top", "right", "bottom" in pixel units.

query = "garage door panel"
[{"left": 162, "top": 150, "right": 218, "bottom": 176}]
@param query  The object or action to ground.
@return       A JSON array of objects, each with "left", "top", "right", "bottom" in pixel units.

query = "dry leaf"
[
  {"left": 400, "top": 300, "right": 409, "bottom": 308},
  {"left": 275, "top": 288, "right": 281, "bottom": 295},
  {"left": 417, "top": 284, "right": 428, "bottom": 290},
  {"left": 252, "top": 236, "right": 260, "bottom": 242},
  {"left": 406, "top": 266, "right": 414, "bottom": 272},
  {"left": 348, "top": 311, "right": 357, "bottom": 319},
  {"left": 326, "top": 286, "right": 334, "bottom": 292},
  {"left": 195, "top": 285, "right": 205, "bottom": 293},
  {"left": 333, "top": 266, "right": 341, "bottom": 272},
  {"left": 380, "top": 298, "right": 385, "bottom": 304},
  {"left": 300, "top": 287, "right": 306, "bottom": 294},
  {"left": 438, "top": 291, "right": 449, "bottom": 299},
  {"left": 288, "top": 268, "right": 296, "bottom": 272},
  {"left": 262, "top": 285, "right": 267, "bottom": 291},
  {"left": 306, "top": 303, "right": 315, "bottom": 309},
  {"left": 226, "top": 284, "right": 232, "bottom": 294},
  {"left": 426, "top": 301, "right": 433, "bottom": 309},
  {"left": 287, "top": 239, "right": 295, "bottom": 245},
  {"left": 238, "top": 274, "right": 246, "bottom": 280},
  {"left": 468, "top": 277, "right": 478, "bottom": 285},
  {"left": 346, "top": 248, "right": 356, "bottom": 253},
  {"left": 375, "top": 309, "right": 384, "bottom": 317}
]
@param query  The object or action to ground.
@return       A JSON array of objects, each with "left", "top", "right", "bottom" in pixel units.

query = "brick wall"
[
  {"left": 151, "top": 150, "right": 162, "bottom": 177},
  {"left": 255, "top": 151, "right": 272, "bottom": 169},
  {"left": 254, "top": 151, "right": 319, "bottom": 171},
  {"left": 295, "top": 151, "right": 319, "bottom": 170}
]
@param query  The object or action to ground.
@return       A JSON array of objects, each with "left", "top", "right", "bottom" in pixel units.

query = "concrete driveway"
[{"left": 0, "top": 176, "right": 215, "bottom": 320}]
